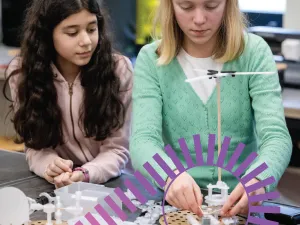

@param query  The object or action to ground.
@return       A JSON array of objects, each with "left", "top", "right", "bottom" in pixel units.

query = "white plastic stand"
[
  {"left": 64, "top": 191, "right": 83, "bottom": 218},
  {"left": 55, "top": 196, "right": 63, "bottom": 224},
  {"left": 205, "top": 181, "right": 229, "bottom": 207}
]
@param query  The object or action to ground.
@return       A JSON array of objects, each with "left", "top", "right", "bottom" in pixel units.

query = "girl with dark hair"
[{"left": 3, "top": 0, "right": 133, "bottom": 188}]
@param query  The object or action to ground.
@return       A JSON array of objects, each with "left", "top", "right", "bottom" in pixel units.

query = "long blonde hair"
[{"left": 153, "top": 0, "right": 248, "bottom": 65}]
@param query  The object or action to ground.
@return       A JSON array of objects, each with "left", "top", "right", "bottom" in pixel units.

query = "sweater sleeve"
[
  {"left": 82, "top": 56, "right": 133, "bottom": 184},
  {"left": 245, "top": 36, "right": 292, "bottom": 192},
  {"left": 7, "top": 57, "right": 59, "bottom": 179},
  {"left": 130, "top": 46, "right": 177, "bottom": 189}
]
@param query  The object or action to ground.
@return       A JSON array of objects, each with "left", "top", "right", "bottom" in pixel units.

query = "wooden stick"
[{"left": 216, "top": 78, "right": 222, "bottom": 182}]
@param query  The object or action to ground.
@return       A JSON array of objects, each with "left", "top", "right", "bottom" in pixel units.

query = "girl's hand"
[
  {"left": 221, "top": 178, "right": 265, "bottom": 216},
  {"left": 53, "top": 171, "right": 85, "bottom": 188},
  {"left": 44, "top": 157, "right": 73, "bottom": 183},
  {"left": 54, "top": 172, "right": 73, "bottom": 188},
  {"left": 70, "top": 171, "right": 85, "bottom": 182},
  {"left": 165, "top": 170, "right": 203, "bottom": 216}
]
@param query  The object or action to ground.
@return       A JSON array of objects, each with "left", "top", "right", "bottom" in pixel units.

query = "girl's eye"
[
  {"left": 205, "top": 5, "right": 218, "bottom": 10},
  {"left": 67, "top": 32, "right": 77, "bottom": 37},
  {"left": 180, "top": 4, "right": 193, "bottom": 10},
  {"left": 88, "top": 28, "right": 97, "bottom": 33}
]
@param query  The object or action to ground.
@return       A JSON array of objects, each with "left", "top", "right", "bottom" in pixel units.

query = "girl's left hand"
[
  {"left": 221, "top": 178, "right": 265, "bottom": 217},
  {"left": 54, "top": 171, "right": 84, "bottom": 188}
]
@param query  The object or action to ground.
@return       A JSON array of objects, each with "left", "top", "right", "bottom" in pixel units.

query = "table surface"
[
  {"left": 0, "top": 150, "right": 297, "bottom": 224},
  {"left": 0, "top": 150, "right": 36, "bottom": 185},
  {"left": 0, "top": 150, "right": 165, "bottom": 222}
]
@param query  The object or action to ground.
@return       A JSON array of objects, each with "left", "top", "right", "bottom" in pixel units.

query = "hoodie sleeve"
[{"left": 82, "top": 56, "right": 133, "bottom": 184}]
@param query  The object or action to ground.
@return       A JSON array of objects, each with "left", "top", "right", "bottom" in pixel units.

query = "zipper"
[{"left": 68, "top": 82, "right": 89, "bottom": 162}]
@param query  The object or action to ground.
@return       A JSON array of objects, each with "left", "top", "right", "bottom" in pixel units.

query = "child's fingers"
[
  {"left": 48, "top": 163, "right": 64, "bottom": 175},
  {"left": 44, "top": 172, "right": 54, "bottom": 184},
  {"left": 221, "top": 183, "right": 244, "bottom": 216},
  {"left": 229, "top": 193, "right": 248, "bottom": 216},
  {"left": 70, "top": 171, "right": 84, "bottom": 182},
  {"left": 46, "top": 166, "right": 60, "bottom": 177},
  {"left": 192, "top": 182, "right": 203, "bottom": 216},
  {"left": 184, "top": 184, "right": 202, "bottom": 216},
  {"left": 193, "top": 182, "right": 203, "bottom": 207},
  {"left": 62, "top": 159, "right": 73, "bottom": 170},
  {"left": 55, "top": 172, "right": 72, "bottom": 188},
  {"left": 165, "top": 189, "right": 181, "bottom": 210},
  {"left": 54, "top": 173, "right": 65, "bottom": 188},
  {"left": 55, "top": 158, "right": 72, "bottom": 172},
  {"left": 165, "top": 196, "right": 177, "bottom": 209},
  {"left": 61, "top": 172, "right": 73, "bottom": 186}
]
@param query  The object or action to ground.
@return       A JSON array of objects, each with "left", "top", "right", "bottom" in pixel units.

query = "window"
[{"left": 239, "top": 0, "right": 286, "bottom": 14}]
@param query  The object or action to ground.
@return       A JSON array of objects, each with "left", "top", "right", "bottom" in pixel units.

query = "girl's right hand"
[
  {"left": 164, "top": 170, "right": 203, "bottom": 216},
  {"left": 44, "top": 157, "right": 73, "bottom": 183}
]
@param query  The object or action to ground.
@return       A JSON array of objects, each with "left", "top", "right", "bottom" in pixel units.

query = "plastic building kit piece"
[
  {"left": 0, "top": 185, "right": 243, "bottom": 225},
  {"left": 40, "top": 192, "right": 56, "bottom": 203},
  {"left": 67, "top": 213, "right": 136, "bottom": 225},
  {"left": 54, "top": 182, "right": 121, "bottom": 221},
  {"left": 202, "top": 216, "right": 211, "bottom": 225},
  {"left": 200, "top": 206, "right": 222, "bottom": 217},
  {"left": 186, "top": 214, "right": 201, "bottom": 225},
  {"left": 64, "top": 191, "right": 83, "bottom": 218},
  {"left": 205, "top": 181, "right": 229, "bottom": 207},
  {"left": 30, "top": 202, "right": 44, "bottom": 212},
  {"left": 186, "top": 69, "right": 276, "bottom": 82},
  {"left": 43, "top": 203, "right": 56, "bottom": 225},
  {"left": 0, "top": 187, "right": 30, "bottom": 225},
  {"left": 55, "top": 196, "right": 63, "bottom": 224},
  {"left": 207, "top": 215, "right": 220, "bottom": 225},
  {"left": 221, "top": 216, "right": 239, "bottom": 225},
  {"left": 28, "top": 197, "right": 39, "bottom": 215}
]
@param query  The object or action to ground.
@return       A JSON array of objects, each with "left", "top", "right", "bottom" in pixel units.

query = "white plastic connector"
[
  {"left": 207, "top": 215, "right": 220, "bottom": 225},
  {"left": 39, "top": 192, "right": 56, "bottom": 204},
  {"left": 205, "top": 181, "right": 229, "bottom": 207},
  {"left": 65, "top": 191, "right": 83, "bottom": 218},
  {"left": 30, "top": 203, "right": 44, "bottom": 211},
  {"left": 222, "top": 216, "right": 239, "bottom": 225},
  {"left": 186, "top": 215, "right": 201, "bottom": 225},
  {"left": 55, "top": 196, "right": 63, "bottom": 224},
  {"left": 43, "top": 204, "right": 56, "bottom": 225}
]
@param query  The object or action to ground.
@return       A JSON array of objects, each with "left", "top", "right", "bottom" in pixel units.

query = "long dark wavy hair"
[{"left": 3, "top": 0, "right": 125, "bottom": 149}]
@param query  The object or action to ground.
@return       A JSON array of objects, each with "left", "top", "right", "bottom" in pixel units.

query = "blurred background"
[{"left": 0, "top": 0, "right": 299, "bottom": 207}]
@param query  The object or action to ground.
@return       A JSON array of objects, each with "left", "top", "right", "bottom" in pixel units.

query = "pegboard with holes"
[
  {"left": 158, "top": 210, "right": 247, "bottom": 225},
  {"left": 26, "top": 221, "right": 68, "bottom": 225}
]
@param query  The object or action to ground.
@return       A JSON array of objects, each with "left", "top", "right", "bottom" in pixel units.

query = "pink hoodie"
[{"left": 7, "top": 56, "right": 133, "bottom": 184}]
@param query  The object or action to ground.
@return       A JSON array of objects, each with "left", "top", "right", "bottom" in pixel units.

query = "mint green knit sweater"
[{"left": 130, "top": 33, "right": 292, "bottom": 192}]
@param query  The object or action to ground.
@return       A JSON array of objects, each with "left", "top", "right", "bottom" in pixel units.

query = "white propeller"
[{"left": 185, "top": 69, "right": 276, "bottom": 83}]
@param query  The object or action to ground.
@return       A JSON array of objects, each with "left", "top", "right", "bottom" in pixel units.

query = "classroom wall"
[{"left": 284, "top": 0, "right": 300, "bottom": 30}]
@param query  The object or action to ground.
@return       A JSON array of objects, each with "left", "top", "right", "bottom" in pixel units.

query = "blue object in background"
[{"left": 244, "top": 11, "right": 283, "bottom": 28}]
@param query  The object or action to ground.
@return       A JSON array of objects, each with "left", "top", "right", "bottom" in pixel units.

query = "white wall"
[{"left": 284, "top": 0, "right": 300, "bottom": 30}]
